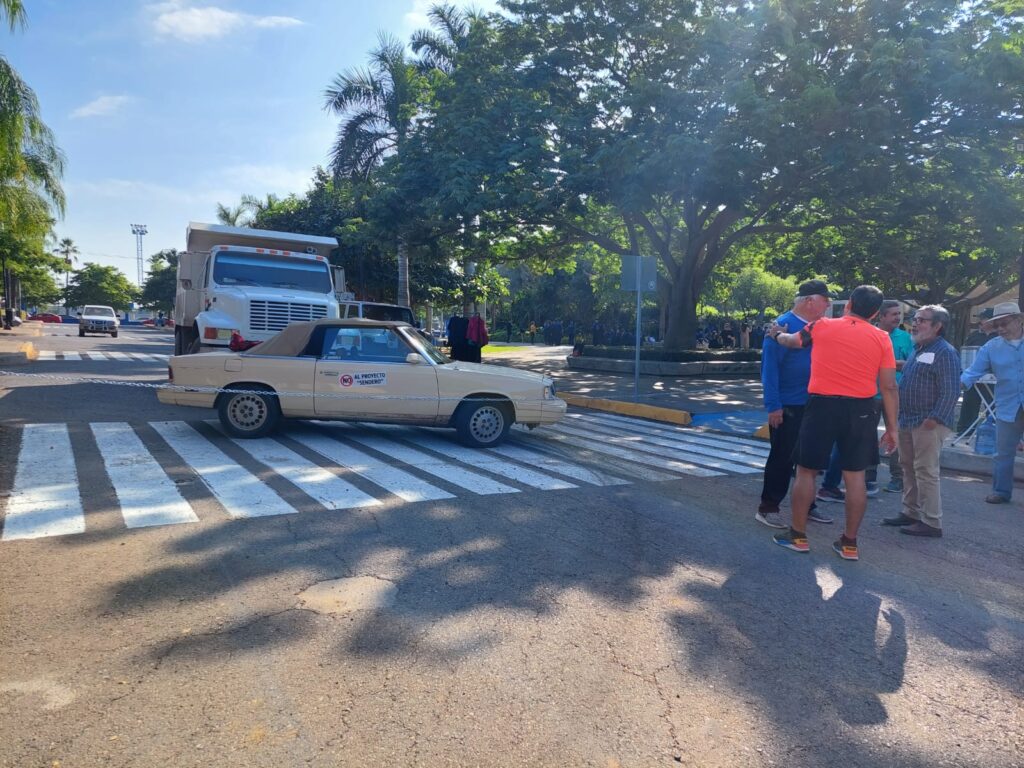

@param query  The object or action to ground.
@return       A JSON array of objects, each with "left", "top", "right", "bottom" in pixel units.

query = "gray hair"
[
  {"left": 879, "top": 300, "right": 901, "bottom": 314},
  {"left": 916, "top": 304, "right": 950, "bottom": 336}
]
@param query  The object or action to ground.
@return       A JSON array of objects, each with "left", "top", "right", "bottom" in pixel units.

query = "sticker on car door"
[{"left": 340, "top": 372, "right": 387, "bottom": 387}]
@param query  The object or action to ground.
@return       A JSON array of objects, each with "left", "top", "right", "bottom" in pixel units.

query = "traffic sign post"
[{"left": 620, "top": 255, "right": 657, "bottom": 402}]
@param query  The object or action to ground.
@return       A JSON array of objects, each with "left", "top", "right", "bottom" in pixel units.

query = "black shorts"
[{"left": 797, "top": 395, "right": 879, "bottom": 472}]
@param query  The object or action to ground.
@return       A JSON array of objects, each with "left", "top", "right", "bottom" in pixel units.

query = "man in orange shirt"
[{"left": 768, "top": 285, "right": 899, "bottom": 561}]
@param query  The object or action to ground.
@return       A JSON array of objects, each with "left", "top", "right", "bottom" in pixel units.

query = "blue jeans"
[{"left": 993, "top": 407, "right": 1024, "bottom": 499}]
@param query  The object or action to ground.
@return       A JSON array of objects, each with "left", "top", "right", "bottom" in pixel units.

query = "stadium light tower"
[{"left": 131, "top": 224, "right": 148, "bottom": 286}]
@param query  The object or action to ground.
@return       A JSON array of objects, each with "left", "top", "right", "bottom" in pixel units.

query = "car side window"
[
  {"left": 358, "top": 329, "right": 412, "bottom": 362},
  {"left": 321, "top": 327, "right": 362, "bottom": 359}
]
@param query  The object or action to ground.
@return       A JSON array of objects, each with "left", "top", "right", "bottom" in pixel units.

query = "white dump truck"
[{"left": 172, "top": 223, "right": 343, "bottom": 355}]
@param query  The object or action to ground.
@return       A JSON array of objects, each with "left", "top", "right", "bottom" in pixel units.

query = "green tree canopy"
[
  {"left": 139, "top": 249, "right": 179, "bottom": 313},
  {"left": 65, "top": 264, "right": 136, "bottom": 311}
]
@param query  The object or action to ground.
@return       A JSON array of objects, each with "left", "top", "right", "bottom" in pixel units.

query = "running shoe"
[
  {"left": 866, "top": 482, "right": 879, "bottom": 497},
  {"left": 773, "top": 529, "right": 810, "bottom": 553},
  {"left": 832, "top": 538, "right": 859, "bottom": 561},
  {"left": 807, "top": 507, "right": 834, "bottom": 524},
  {"left": 755, "top": 510, "right": 787, "bottom": 529},
  {"left": 884, "top": 479, "right": 903, "bottom": 493},
  {"left": 816, "top": 487, "right": 845, "bottom": 503}
]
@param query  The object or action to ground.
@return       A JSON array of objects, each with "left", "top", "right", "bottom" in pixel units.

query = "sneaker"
[
  {"left": 884, "top": 480, "right": 903, "bottom": 493},
  {"left": 807, "top": 507, "right": 834, "bottom": 524},
  {"left": 865, "top": 482, "right": 879, "bottom": 497},
  {"left": 881, "top": 513, "right": 916, "bottom": 526},
  {"left": 755, "top": 509, "right": 787, "bottom": 529},
  {"left": 984, "top": 494, "right": 1010, "bottom": 505},
  {"left": 900, "top": 522, "right": 942, "bottom": 538},
  {"left": 816, "top": 487, "right": 845, "bottom": 503},
  {"left": 773, "top": 529, "right": 810, "bottom": 553},
  {"left": 832, "top": 537, "right": 859, "bottom": 561}
]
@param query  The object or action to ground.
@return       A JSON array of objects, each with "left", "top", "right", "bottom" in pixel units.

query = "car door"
[{"left": 314, "top": 326, "right": 439, "bottom": 421}]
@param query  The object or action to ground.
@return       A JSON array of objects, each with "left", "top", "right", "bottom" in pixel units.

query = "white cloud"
[
  {"left": 70, "top": 95, "right": 131, "bottom": 119},
  {"left": 149, "top": 2, "right": 302, "bottom": 43},
  {"left": 402, "top": 0, "right": 433, "bottom": 31}
]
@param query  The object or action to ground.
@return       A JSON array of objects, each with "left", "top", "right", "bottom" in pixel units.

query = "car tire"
[
  {"left": 217, "top": 387, "right": 281, "bottom": 438},
  {"left": 78, "top": 329, "right": 85, "bottom": 337},
  {"left": 454, "top": 398, "right": 512, "bottom": 447},
  {"left": 111, "top": 331, "right": 117, "bottom": 338}
]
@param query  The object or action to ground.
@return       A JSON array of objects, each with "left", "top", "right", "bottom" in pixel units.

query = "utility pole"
[{"left": 131, "top": 224, "right": 147, "bottom": 287}]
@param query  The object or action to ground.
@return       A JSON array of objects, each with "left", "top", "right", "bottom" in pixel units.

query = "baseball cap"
[{"left": 796, "top": 279, "right": 833, "bottom": 299}]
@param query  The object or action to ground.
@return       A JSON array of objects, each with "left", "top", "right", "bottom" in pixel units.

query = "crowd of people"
[{"left": 758, "top": 280, "right": 1023, "bottom": 562}]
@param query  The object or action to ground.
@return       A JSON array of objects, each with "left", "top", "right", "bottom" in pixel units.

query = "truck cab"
[{"left": 173, "top": 223, "right": 340, "bottom": 355}]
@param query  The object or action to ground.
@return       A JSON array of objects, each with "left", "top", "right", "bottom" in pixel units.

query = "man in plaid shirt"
[{"left": 883, "top": 305, "right": 962, "bottom": 537}]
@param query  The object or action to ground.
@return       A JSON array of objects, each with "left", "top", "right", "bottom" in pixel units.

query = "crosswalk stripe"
[
  {"left": 289, "top": 428, "right": 455, "bottom": 503},
  {"left": 384, "top": 428, "right": 578, "bottom": 491},
  {"left": 569, "top": 412, "right": 769, "bottom": 456},
  {"left": 551, "top": 422, "right": 761, "bottom": 474},
  {"left": 210, "top": 428, "right": 381, "bottom": 511},
  {"left": 531, "top": 429, "right": 714, "bottom": 480},
  {"left": 90, "top": 423, "right": 198, "bottom": 528},
  {"left": 104, "top": 352, "right": 132, "bottom": 361},
  {"left": 337, "top": 427, "right": 520, "bottom": 495},
  {"left": 61, "top": 351, "right": 81, "bottom": 361},
  {"left": 80, "top": 352, "right": 105, "bottom": 360},
  {"left": 491, "top": 441, "right": 630, "bottom": 487},
  {"left": 562, "top": 417, "right": 766, "bottom": 468},
  {"left": 36, "top": 350, "right": 55, "bottom": 360},
  {"left": 2, "top": 424, "right": 85, "bottom": 540},
  {"left": 150, "top": 421, "right": 295, "bottom": 518},
  {"left": 130, "top": 353, "right": 162, "bottom": 362}
]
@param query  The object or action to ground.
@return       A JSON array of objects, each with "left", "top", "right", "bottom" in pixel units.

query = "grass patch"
[{"left": 482, "top": 345, "right": 530, "bottom": 354}]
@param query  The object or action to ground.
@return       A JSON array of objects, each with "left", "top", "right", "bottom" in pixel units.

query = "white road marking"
[
  {"left": 36, "top": 350, "right": 56, "bottom": 360},
  {"left": 2, "top": 424, "right": 85, "bottom": 540},
  {"left": 290, "top": 428, "right": 455, "bottom": 503},
  {"left": 569, "top": 412, "right": 770, "bottom": 456},
  {"left": 212, "top": 429, "right": 381, "bottom": 511},
  {"left": 61, "top": 351, "right": 81, "bottom": 361},
  {"left": 396, "top": 430, "right": 577, "bottom": 490},
  {"left": 89, "top": 423, "right": 198, "bottom": 528},
  {"left": 491, "top": 442, "right": 630, "bottom": 487},
  {"left": 563, "top": 417, "right": 767, "bottom": 468},
  {"left": 103, "top": 352, "right": 132, "bottom": 361},
  {"left": 150, "top": 421, "right": 295, "bottom": 518},
  {"left": 337, "top": 427, "right": 520, "bottom": 495},
  {"left": 530, "top": 430, "right": 707, "bottom": 481},
  {"left": 551, "top": 422, "right": 761, "bottom": 475}
]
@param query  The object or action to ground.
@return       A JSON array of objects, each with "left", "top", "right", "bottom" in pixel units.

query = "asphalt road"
[{"left": 0, "top": 328, "right": 1021, "bottom": 767}]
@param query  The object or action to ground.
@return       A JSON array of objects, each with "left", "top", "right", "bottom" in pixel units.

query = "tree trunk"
[
  {"left": 396, "top": 238, "right": 410, "bottom": 308},
  {"left": 662, "top": 268, "right": 699, "bottom": 350}
]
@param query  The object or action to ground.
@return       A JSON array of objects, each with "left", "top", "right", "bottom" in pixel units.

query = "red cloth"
[
  {"left": 467, "top": 315, "right": 489, "bottom": 346},
  {"left": 229, "top": 331, "right": 262, "bottom": 352}
]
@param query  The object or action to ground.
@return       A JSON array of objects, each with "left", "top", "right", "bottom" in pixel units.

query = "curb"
[
  {"left": 558, "top": 392, "right": 692, "bottom": 426},
  {"left": 0, "top": 341, "right": 37, "bottom": 365}
]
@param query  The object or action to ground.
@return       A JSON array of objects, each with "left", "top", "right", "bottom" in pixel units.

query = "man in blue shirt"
[
  {"left": 877, "top": 300, "right": 915, "bottom": 493},
  {"left": 757, "top": 280, "right": 835, "bottom": 529},
  {"left": 882, "top": 305, "right": 961, "bottom": 537},
  {"left": 961, "top": 302, "right": 1024, "bottom": 504}
]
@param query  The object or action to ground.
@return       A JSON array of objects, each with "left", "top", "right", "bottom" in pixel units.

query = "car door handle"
[{"left": 320, "top": 370, "right": 339, "bottom": 375}]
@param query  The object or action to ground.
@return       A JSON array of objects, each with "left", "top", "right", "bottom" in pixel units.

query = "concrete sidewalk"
[{"left": 0, "top": 321, "right": 42, "bottom": 364}]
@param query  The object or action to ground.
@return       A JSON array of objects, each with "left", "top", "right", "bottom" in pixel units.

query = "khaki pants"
[{"left": 898, "top": 424, "right": 951, "bottom": 529}]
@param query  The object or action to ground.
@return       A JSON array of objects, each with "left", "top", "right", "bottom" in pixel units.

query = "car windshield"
[
  {"left": 84, "top": 306, "right": 114, "bottom": 317},
  {"left": 400, "top": 327, "right": 450, "bottom": 364},
  {"left": 212, "top": 251, "right": 332, "bottom": 294}
]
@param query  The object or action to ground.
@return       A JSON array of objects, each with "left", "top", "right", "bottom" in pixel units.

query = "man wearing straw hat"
[{"left": 961, "top": 301, "right": 1024, "bottom": 504}]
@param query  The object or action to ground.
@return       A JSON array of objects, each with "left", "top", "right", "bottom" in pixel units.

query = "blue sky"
[{"left": 5, "top": 0, "right": 493, "bottom": 284}]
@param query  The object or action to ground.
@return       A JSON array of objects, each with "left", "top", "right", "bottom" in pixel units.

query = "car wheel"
[
  {"left": 111, "top": 331, "right": 117, "bottom": 338},
  {"left": 455, "top": 398, "right": 512, "bottom": 447},
  {"left": 218, "top": 388, "right": 280, "bottom": 438},
  {"left": 78, "top": 329, "right": 85, "bottom": 337}
]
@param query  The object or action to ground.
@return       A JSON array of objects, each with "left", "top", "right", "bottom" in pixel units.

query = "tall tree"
[
  {"left": 139, "top": 249, "right": 179, "bottom": 313},
  {"left": 65, "top": 264, "right": 137, "bottom": 311},
  {"left": 325, "top": 34, "right": 430, "bottom": 307},
  {"left": 54, "top": 236, "right": 78, "bottom": 314}
]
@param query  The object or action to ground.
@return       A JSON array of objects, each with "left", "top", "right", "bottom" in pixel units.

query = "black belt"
[{"left": 809, "top": 394, "right": 874, "bottom": 402}]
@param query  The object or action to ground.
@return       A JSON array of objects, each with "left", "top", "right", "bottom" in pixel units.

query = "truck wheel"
[
  {"left": 454, "top": 398, "right": 512, "bottom": 447},
  {"left": 218, "top": 388, "right": 280, "bottom": 438},
  {"left": 187, "top": 336, "right": 202, "bottom": 354},
  {"left": 174, "top": 328, "right": 183, "bottom": 355},
  {"left": 78, "top": 329, "right": 85, "bottom": 337}
]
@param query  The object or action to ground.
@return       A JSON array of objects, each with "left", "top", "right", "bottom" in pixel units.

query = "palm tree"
[
  {"left": 325, "top": 34, "right": 425, "bottom": 307},
  {"left": 410, "top": 3, "right": 481, "bottom": 75},
  {"left": 215, "top": 202, "right": 251, "bottom": 227},
  {"left": 55, "top": 236, "right": 78, "bottom": 314}
]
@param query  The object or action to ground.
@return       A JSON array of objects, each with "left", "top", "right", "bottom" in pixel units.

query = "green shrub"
[{"left": 583, "top": 346, "right": 761, "bottom": 362}]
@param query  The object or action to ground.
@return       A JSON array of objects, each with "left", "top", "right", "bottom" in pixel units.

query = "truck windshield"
[
  {"left": 212, "top": 251, "right": 332, "bottom": 293},
  {"left": 361, "top": 304, "right": 415, "bottom": 324}
]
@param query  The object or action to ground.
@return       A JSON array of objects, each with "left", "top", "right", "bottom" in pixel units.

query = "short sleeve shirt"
[{"left": 799, "top": 316, "right": 896, "bottom": 398}]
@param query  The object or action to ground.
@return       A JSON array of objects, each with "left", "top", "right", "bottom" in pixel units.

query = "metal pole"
[
  {"left": 131, "top": 224, "right": 147, "bottom": 287},
  {"left": 634, "top": 254, "right": 642, "bottom": 402},
  {"left": 2, "top": 250, "right": 11, "bottom": 330}
]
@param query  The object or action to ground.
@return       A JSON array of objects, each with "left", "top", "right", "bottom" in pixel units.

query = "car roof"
[{"left": 245, "top": 318, "right": 412, "bottom": 357}]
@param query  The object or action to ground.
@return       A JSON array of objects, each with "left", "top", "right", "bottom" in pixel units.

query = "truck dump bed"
[{"left": 185, "top": 222, "right": 337, "bottom": 259}]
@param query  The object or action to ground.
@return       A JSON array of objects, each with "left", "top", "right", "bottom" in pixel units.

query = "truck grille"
[{"left": 249, "top": 301, "right": 328, "bottom": 332}]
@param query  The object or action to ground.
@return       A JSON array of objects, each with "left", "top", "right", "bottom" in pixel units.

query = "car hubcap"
[
  {"left": 228, "top": 395, "right": 267, "bottom": 430},
  {"left": 469, "top": 405, "right": 504, "bottom": 443}
]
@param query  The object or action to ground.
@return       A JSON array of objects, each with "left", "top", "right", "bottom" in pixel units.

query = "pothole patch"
[{"left": 297, "top": 576, "right": 398, "bottom": 614}]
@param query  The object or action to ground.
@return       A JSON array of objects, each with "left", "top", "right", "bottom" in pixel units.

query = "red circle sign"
[{"left": 340, "top": 374, "right": 353, "bottom": 387}]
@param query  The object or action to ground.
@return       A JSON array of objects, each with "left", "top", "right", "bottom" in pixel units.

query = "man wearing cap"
[
  {"left": 757, "top": 279, "right": 836, "bottom": 529},
  {"left": 881, "top": 305, "right": 961, "bottom": 537},
  {"left": 768, "top": 285, "right": 898, "bottom": 561},
  {"left": 961, "top": 302, "right": 1024, "bottom": 504}
]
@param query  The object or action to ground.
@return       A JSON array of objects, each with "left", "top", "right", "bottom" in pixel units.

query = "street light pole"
[{"left": 131, "top": 224, "right": 147, "bottom": 287}]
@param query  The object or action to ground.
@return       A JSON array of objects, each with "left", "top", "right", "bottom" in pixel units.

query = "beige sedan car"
[{"left": 157, "top": 319, "right": 566, "bottom": 447}]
